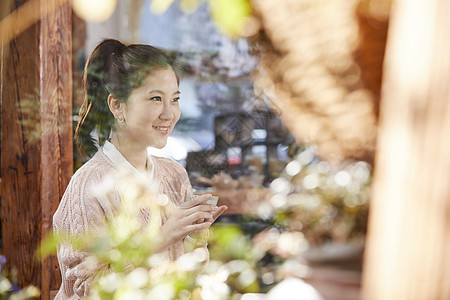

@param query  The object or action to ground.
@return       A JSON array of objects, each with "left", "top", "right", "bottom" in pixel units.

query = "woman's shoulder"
[
  {"left": 53, "top": 150, "right": 116, "bottom": 232},
  {"left": 72, "top": 150, "right": 114, "bottom": 179},
  {"left": 152, "top": 155, "right": 186, "bottom": 175},
  {"left": 64, "top": 150, "right": 118, "bottom": 202}
]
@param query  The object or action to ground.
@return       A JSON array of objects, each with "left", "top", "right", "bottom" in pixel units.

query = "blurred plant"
[
  {"left": 150, "top": 0, "right": 254, "bottom": 38},
  {"left": 40, "top": 145, "right": 371, "bottom": 298},
  {"left": 0, "top": 256, "right": 40, "bottom": 299},
  {"left": 16, "top": 89, "right": 73, "bottom": 146},
  {"left": 41, "top": 170, "right": 263, "bottom": 299},
  {"left": 266, "top": 146, "right": 372, "bottom": 247}
]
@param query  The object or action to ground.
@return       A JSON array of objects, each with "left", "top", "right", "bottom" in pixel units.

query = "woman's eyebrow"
[
  {"left": 147, "top": 89, "right": 181, "bottom": 95},
  {"left": 147, "top": 89, "right": 165, "bottom": 94}
]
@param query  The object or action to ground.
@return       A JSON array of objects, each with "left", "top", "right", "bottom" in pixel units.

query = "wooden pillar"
[
  {"left": 362, "top": 0, "right": 450, "bottom": 299},
  {"left": 1, "top": 0, "right": 72, "bottom": 298}
]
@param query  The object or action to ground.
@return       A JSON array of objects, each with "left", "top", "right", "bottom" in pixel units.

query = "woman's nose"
[{"left": 159, "top": 103, "right": 174, "bottom": 120}]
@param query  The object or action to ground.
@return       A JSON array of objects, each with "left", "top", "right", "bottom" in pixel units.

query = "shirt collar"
[{"left": 103, "top": 140, "right": 154, "bottom": 179}]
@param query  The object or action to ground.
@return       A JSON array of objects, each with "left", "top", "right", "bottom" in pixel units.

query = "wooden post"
[
  {"left": 40, "top": 0, "right": 72, "bottom": 297},
  {"left": 362, "top": 0, "right": 450, "bottom": 299},
  {"left": 1, "top": 0, "right": 72, "bottom": 298}
]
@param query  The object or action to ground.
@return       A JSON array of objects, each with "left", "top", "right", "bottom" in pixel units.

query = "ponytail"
[{"left": 75, "top": 39, "right": 124, "bottom": 157}]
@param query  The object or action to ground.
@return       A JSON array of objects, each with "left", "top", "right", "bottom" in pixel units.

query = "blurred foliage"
[
  {"left": 41, "top": 171, "right": 266, "bottom": 299},
  {"left": 40, "top": 144, "right": 371, "bottom": 298},
  {"left": 267, "top": 146, "right": 372, "bottom": 247},
  {"left": 150, "top": 0, "right": 252, "bottom": 37},
  {"left": 0, "top": 256, "right": 40, "bottom": 299}
]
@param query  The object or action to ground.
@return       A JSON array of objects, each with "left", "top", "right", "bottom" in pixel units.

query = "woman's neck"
[{"left": 110, "top": 133, "right": 147, "bottom": 172}]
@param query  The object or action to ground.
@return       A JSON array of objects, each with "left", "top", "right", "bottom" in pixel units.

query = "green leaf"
[
  {"left": 208, "top": 0, "right": 252, "bottom": 37},
  {"left": 36, "top": 233, "right": 61, "bottom": 259}
]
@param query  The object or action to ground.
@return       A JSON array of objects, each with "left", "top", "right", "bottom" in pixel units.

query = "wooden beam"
[
  {"left": 0, "top": 0, "right": 68, "bottom": 46},
  {"left": 39, "top": 0, "right": 72, "bottom": 297},
  {"left": 1, "top": 0, "right": 42, "bottom": 289},
  {"left": 1, "top": 0, "right": 72, "bottom": 297},
  {"left": 362, "top": 0, "right": 450, "bottom": 298}
]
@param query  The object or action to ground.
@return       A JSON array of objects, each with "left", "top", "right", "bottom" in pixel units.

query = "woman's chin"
[{"left": 148, "top": 140, "right": 168, "bottom": 149}]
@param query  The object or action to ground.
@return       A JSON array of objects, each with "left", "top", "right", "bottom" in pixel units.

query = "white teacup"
[
  {"left": 203, "top": 196, "right": 219, "bottom": 206},
  {"left": 187, "top": 195, "right": 219, "bottom": 206}
]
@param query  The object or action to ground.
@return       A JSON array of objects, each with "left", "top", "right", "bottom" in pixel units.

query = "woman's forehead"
[{"left": 135, "top": 68, "right": 179, "bottom": 94}]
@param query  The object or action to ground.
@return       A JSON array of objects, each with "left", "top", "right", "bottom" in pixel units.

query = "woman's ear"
[{"left": 107, "top": 94, "right": 125, "bottom": 119}]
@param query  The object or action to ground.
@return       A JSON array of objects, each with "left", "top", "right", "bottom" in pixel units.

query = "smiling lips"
[{"left": 153, "top": 125, "right": 170, "bottom": 134}]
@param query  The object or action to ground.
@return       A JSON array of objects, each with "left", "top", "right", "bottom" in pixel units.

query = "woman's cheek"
[{"left": 174, "top": 108, "right": 181, "bottom": 124}]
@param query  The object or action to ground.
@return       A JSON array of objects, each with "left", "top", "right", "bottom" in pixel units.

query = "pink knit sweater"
[{"left": 53, "top": 149, "right": 194, "bottom": 299}]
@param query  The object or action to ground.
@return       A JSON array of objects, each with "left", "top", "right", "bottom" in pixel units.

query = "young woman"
[{"left": 53, "top": 39, "right": 227, "bottom": 299}]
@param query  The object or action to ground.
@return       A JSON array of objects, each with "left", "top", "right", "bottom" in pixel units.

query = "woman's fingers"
[
  {"left": 162, "top": 204, "right": 224, "bottom": 245},
  {"left": 184, "top": 194, "right": 213, "bottom": 208},
  {"left": 184, "top": 204, "right": 217, "bottom": 217},
  {"left": 187, "top": 222, "right": 212, "bottom": 234},
  {"left": 162, "top": 198, "right": 221, "bottom": 242},
  {"left": 186, "top": 205, "right": 226, "bottom": 224},
  {"left": 211, "top": 205, "right": 228, "bottom": 222},
  {"left": 186, "top": 211, "right": 214, "bottom": 224}
]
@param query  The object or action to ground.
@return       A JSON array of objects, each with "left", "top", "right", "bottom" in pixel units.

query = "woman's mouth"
[{"left": 153, "top": 125, "right": 170, "bottom": 135}]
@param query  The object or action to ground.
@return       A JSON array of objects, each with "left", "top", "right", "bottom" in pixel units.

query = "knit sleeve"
[
  {"left": 152, "top": 157, "right": 210, "bottom": 260},
  {"left": 176, "top": 166, "right": 193, "bottom": 207},
  {"left": 154, "top": 157, "right": 193, "bottom": 206},
  {"left": 53, "top": 166, "right": 112, "bottom": 299}
]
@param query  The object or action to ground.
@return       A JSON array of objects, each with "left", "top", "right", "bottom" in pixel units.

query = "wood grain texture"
[
  {"left": 354, "top": 9, "right": 389, "bottom": 121},
  {"left": 71, "top": 12, "right": 86, "bottom": 110},
  {"left": 39, "top": 0, "right": 72, "bottom": 297},
  {"left": 1, "top": 0, "right": 72, "bottom": 296},
  {"left": 362, "top": 0, "right": 450, "bottom": 298},
  {"left": 1, "top": 14, "right": 42, "bottom": 291}
]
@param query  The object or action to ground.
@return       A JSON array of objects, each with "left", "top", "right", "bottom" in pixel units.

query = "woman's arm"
[{"left": 53, "top": 173, "right": 113, "bottom": 299}]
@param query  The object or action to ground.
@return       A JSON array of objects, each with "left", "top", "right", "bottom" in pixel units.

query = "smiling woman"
[
  {"left": 52, "top": 39, "right": 227, "bottom": 299},
  {"left": 108, "top": 68, "right": 182, "bottom": 166},
  {"left": 74, "top": 39, "right": 183, "bottom": 159}
]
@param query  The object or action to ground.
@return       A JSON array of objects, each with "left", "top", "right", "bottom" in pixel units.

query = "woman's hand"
[
  {"left": 158, "top": 194, "right": 227, "bottom": 251},
  {"left": 189, "top": 194, "right": 228, "bottom": 223},
  {"left": 208, "top": 203, "right": 228, "bottom": 223}
]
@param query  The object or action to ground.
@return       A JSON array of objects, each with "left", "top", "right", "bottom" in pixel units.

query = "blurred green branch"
[{"left": 150, "top": 0, "right": 252, "bottom": 37}]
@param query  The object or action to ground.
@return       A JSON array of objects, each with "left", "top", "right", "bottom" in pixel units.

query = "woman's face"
[{"left": 122, "top": 67, "right": 181, "bottom": 149}]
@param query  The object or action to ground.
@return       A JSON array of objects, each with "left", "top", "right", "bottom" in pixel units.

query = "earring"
[{"left": 117, "top": 115, "right": 124, "bottom": 123}]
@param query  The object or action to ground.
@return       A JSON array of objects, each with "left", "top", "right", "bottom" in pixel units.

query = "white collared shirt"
[{"left": 103, "top": 140, "right": 155, "bottom": 180}]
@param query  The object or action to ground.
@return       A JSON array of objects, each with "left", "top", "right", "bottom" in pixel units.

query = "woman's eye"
[
  {"left": 150, "top": 96, "right": 162, "bottom": 101},
  {"left": 172, "top": 97, "right": 180, "bottom": 103}
]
